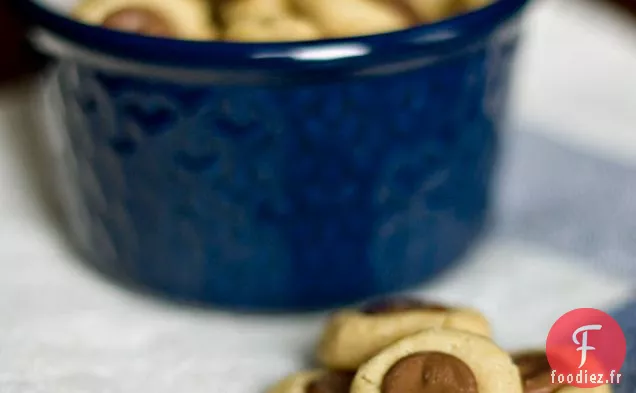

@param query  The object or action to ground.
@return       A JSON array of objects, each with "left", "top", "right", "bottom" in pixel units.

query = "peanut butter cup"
[
  {"left": 102, "top": 7, "right": 173, "bottom": 36},
  {"left": 307, "top": 371, "right": 355, "bottom": 393},
  {"left": 382, "top": 352, "right": 478, "bottom": 393},
  {"left": 513, "top": 351, "right": 562, "bottom": 393},
  {"left": 73, "top": 0, "right": 217, "bottom": 40}
]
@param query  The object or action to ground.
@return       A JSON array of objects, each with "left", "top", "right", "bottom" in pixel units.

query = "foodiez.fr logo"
[{"left": 546, "top": 308, "right": 627, "bottom": 388}]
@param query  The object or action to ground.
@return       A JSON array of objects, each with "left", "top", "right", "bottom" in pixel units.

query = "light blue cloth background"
[
  {"left": 612, "top": 302, "right": 636, "bottom": 392},
  {"left": 496, "top": 129, "right": 636, "bottom": 278},
  {"left": 495, "top": 129, "right": 636, "bottom": 391}
]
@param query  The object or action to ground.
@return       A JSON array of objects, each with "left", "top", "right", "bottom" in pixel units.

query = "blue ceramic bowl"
[{"left": 25, "top": 0, "right": 530, "bottom": 310}]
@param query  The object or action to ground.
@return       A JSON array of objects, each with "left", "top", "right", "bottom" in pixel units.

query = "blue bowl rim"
[{"left": 23, "top": 0, "right": 531, "bottom": 70}]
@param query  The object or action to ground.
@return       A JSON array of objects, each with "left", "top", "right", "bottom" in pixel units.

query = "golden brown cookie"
[
  {"left": 291, "top": 0, "right": 411, "bottom": 38},
  {"left": 219, "top": 0, "right": 290, "bottom": 25},
  {"left": 267, "top": 370, "right": 355, "bottom": 393},
  {"left": 559, "top": 386, "right": 613, "bottom": 393},
  {"left": 512, "top": 350, "right": 614, "bottom": 393},
  {"left": 223, "top": 15, "right": 322, "bottom": 42},
  {"left": 351, "top": 328, "right": 523, "bottom": 393},
  {"left": 316, "top": 297, "right": 491, "bottom": 370},
  {"left": 73, "top": 0, "right": 217, "bottom": 40},
  {"left": 462, "top": 0, "right": 495, "bottom": 12},
  {"left": 401, "top": 0, "right": 463, "bottom": 23}
]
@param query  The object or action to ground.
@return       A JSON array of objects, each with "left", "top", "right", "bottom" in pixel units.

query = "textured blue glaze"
[{"left": 32, "top": 0, "right": 527, "bottom": 310}]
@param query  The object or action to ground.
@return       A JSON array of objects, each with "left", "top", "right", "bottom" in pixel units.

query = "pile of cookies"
[
  {"left": 71, "top": 0, "right": 495, "bottom": 42},
  {"left": 268, "top": 297, "right": 614, "bottom": 393}
]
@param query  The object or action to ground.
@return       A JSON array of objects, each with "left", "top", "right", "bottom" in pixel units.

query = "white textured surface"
[
  {"left": 511, "top": 0, "right": 636, "bottom": 164},
  {"left": 1, "top": 0, "right": 636, "bottom": 392}
]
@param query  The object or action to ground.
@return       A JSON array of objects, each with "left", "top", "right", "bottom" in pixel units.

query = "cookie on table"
[
  {"left": 223, "top": 15, "right": 322, "bottom": 42},
  {"left": 267, "top": 370, "right": 355, "bottom": 393},
  {"left": 292, "top": 0, "right": 411, "bottom": 38},
  {"left": 351, "top": 328, "right": 523, "bottom": 393},
  {"left": 73, "top": 0, "right": 217, "bottom": 39},
  {"left": 560, "top": 386, "right": 614, "bottom": 393},
  {"left": 316, "top": 297, "right": 491, "bottom": 370},
  {"left": 512, "top": 350, "right": 614, "bottom": 393}
]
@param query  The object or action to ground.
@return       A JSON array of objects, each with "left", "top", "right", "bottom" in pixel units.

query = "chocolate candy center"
[
  {"left": 382, "top": 352, "right": 478, "bottom": 393},
  {"left": 361, "top": 297, "right": 449, "bottom": 314},
  {"left": 513, "top": 352, "right": 562, "bottom": 393},
  {"left": 306, "top": 371, "right": 355, "bottom": 393},
  {"left": 102, "top": 7, "right": 174, "bottom": 37}
]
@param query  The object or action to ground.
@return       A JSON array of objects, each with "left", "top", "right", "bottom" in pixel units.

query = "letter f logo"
[{"left": 572, "top": 324, "right": 602, "bottom": 368}]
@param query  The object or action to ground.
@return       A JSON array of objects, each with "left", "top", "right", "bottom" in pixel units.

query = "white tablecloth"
[{"left": 1, "top": 0, "right": 635, "bottom": 391}]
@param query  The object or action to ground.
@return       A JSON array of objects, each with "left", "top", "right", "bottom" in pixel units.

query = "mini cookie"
[
  {"left": 401, "top": 0, "right": 463, "bottom": 23},
  {"left": 219, "top": 0, "right": 290, "bottom": 25},
  {"left": 512, "top": 350, "right": 613, "bottom": 393},
  {"left": 462, "top": 0, "right": 495, "bottom": 12},
  {"left": 292, "top": 0, "right": 411, "bottom": 38},
  {"left": 351, "top": 328, "right": 523, "bottom": 393},
  {"left": 73, "top": 0, "right": 217, "bottom": 40},
  {"left": 223, "top": 15, "right": 322, "bottom": 42},
  {"left": 560, "top": 387, "right": 613, "bottom": 393},
  {"left": 268, "top": 370, "right": 355, "bottom": 393},
  {"left": 316, "top": 297, "right": 491, "bottom": 370}
]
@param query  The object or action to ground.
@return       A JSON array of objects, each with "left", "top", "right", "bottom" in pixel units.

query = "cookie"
[
  {"left": 351, "top": 328, "right": 523, "bottom": 393},
  {"left": 72, "top": 0, "right": 217, "bottom": 40},
  {"left": 462, "top": 0, "right": 495, "bottom": 12},
  {"left": 291, "top": 0, "right": 411, "bottom": 38},
  {"left": 223, "top": 15, "right": 322, "bottom": 42},
  {"left": 219, "top": 0, "right": 290, "bottom": 25},
  {"left": 267, "top": 370, "right": 355, "bottom": 393},
  {"left": 402, "top": 0, "right": 463, "bottom": 23},
  {"left": 559, "top": 387, "right": 613, "bottom": 393},
  {"left": 316, "top": 297, "right": 491, "bottom": 370},
  {"left": 512, "top": 350, "right": 614, "bottom": 393}
]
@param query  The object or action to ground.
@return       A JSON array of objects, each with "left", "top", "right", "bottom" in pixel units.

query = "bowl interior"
[
  {"left": 34, "top": 0, "right": 525, "bottom": 39},
  {"left": 26, "top": 0, "right": 530, "bottom": 73},
  {"left": 36, "top": 0, "right": 75, "bottom": 15}
]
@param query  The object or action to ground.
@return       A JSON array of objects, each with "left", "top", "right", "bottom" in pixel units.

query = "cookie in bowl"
[
  {"left": 394, "top": 0, "right": 464, "bottom": 23},
  {"left": 291, "top": 0, "right": 412, "bottom": 38},
  {"left": 375, "top": 0, "right": 495, "bottom": 24},
  {"left": 316, "top": 297, "right": 491, "bottom": 370},
  {"left": 463, "top": 0, "right": 496, "bottom": 11},
  {"left": 72, "top": 0, "right": 217, "bottom": 39},
  {"left": 267, "top": 370, "right": 355, "bottom": 393},
  {"left": 512, "top": 350, "right": 614, "bottom": 393},
  {"left": 351, "top": 328, "right": 523, "bottom": 393},
  {"left": 218, "top": 0, "right": 289, "bottom": 24},
  {"left": 70, "top": 0, "right": 501, "bottom": 42},
  {"left": 223, "top": 15, "right": 322, "bottom": 42}
]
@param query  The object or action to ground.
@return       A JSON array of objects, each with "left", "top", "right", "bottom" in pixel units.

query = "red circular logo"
[{"left": 546, "top": 308, "right": 626, "bottom": 388}]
